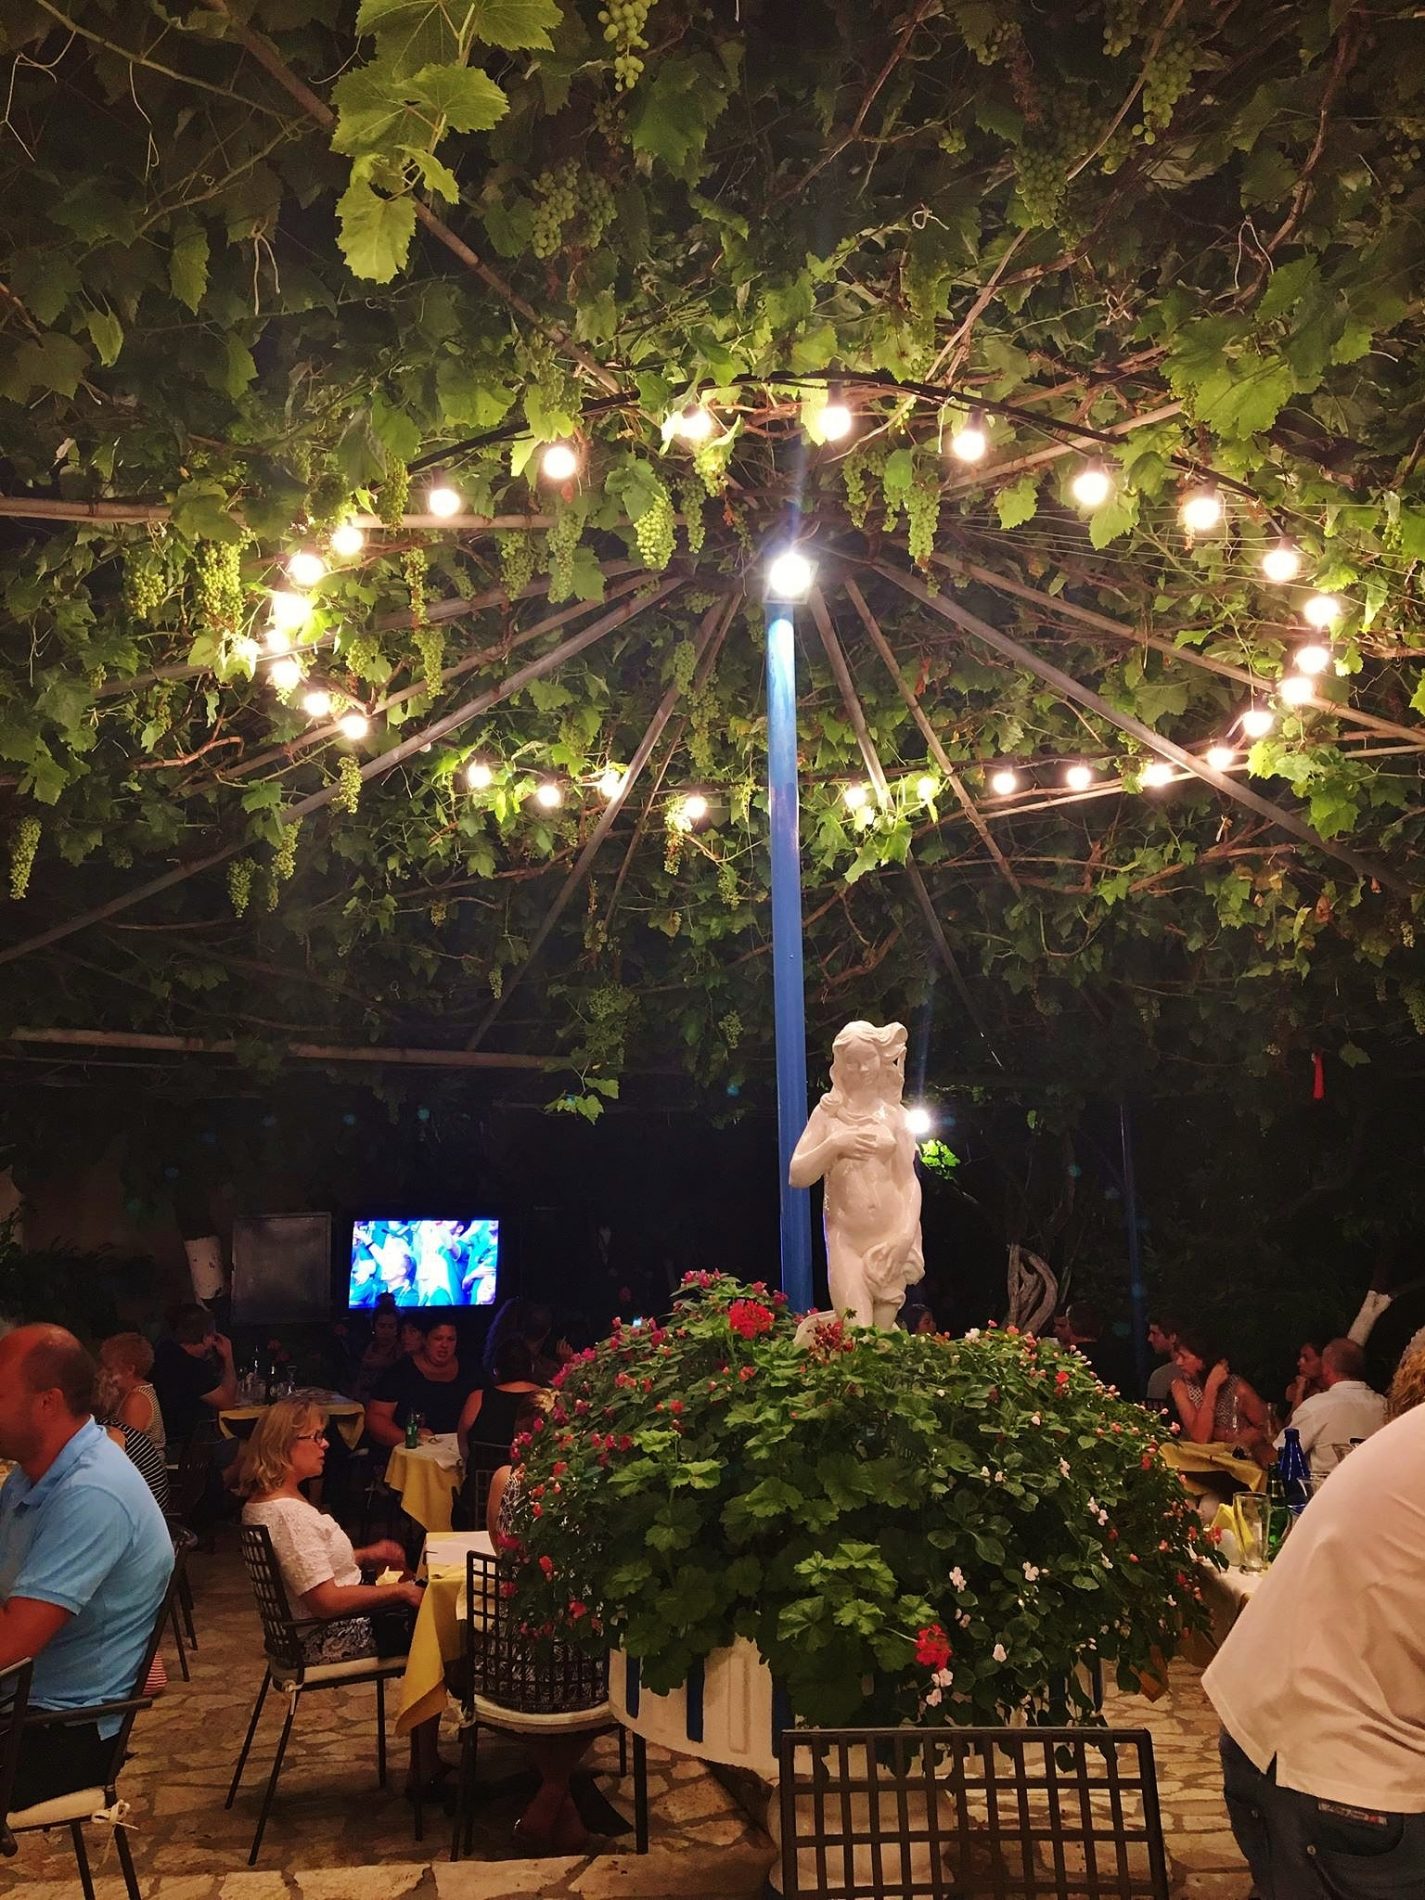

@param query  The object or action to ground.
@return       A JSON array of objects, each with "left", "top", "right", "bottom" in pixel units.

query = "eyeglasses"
[{"left": 294, "top": 1431, "right": 328, "bottom": 1446}]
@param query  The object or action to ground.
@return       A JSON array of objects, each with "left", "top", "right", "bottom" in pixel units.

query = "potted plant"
[{"left": 507, "top": 1275, "right": 1211, "bottom": 1761}]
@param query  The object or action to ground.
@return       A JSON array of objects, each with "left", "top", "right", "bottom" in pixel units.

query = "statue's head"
[{"left": 827, "top": 1020, "right": 908, "bottom": 1107}]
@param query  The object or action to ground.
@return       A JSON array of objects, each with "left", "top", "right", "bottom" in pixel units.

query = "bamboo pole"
[
  {"left": 468, "top": 594, "right": 738, "bottom": 1049},
  {"left": 0, "top": 578, "right": 684, "bottom": 969},
  {"left": 876, "top": 564, "right": 1413, "bottom": 897},
  {"left": 4, "top": 1027, "right": 553, "bottom": 1069}
]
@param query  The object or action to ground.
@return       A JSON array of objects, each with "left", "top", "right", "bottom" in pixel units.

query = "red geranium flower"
[
  {"left": 915, "top": 1623, "right": 952, "bottom": 1670},
  {"left": 728, "top": 1298, "right": 775, "bottom": 1339},
  {"left": 538, "top": 1554, "right": 555, "bottom": 1578}
]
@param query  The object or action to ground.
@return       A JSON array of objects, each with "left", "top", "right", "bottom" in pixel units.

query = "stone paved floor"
[{"left": 2, "top": 1537, "right": 1249, "bottom": 1899}]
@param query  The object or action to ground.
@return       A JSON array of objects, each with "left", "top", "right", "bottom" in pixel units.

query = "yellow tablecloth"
[
  {"left": 396, "top": 1563, "right": 468, "bottom": 1736},
  {"left": 385, "top": 1443, "right": 462, "bottom": 1533},
  {"left": 1159, "top": 1439, "right": 1267, "bottom": 1495},
  {"left": 218, "top": 1395, "right": 365, "bottom": 1451}
]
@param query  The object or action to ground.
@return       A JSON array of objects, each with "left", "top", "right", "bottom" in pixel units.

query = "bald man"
[{"left": 0, "top": 1324, "right": 172, "bottom": 1810}]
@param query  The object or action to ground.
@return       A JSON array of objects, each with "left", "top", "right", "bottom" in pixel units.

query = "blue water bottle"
[{"left": 1278, "top": 1426, "right": 1312, "bottom": 1519}]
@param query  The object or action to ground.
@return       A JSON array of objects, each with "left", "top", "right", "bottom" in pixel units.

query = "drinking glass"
[{"left": 1236, "top": 1493, "right": 1268, "bottom": 1572}]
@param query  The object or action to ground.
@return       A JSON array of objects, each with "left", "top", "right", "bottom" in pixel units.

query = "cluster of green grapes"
[
  {"left": 273, "top": 820, "right": 299, "bottom": 882},
  {"left": 227, "top": 857, "right": 254, "bottom": 918},
  {"left": 193, "top": 540, "right": 244, "bottom": 637},
  {"left": 403, "top": 547, "right": 428, "bottom": 626},
  {"left": 379, "top": 459, "right": 410, "bottom": 528},
  {"left": 690, "top": 434, "right": 730, "bottom": 498},
  {"left": 429, "top": 898, "right": 448, "bottom": 927},
  {"left": 671, "top": 639, "right": 697, "bottom": 693},
  {"left": 489, "top": 965, "right": 504, "bottom": 1000},
  {"left": 634, "top": 481, "right": 676, "bottom": 572},
  {"left": 123, "top": 539, "right": 166, "bottom": 622},
  {"left": 593, "top": 95, "right": 622, "bottom": 139},
  {"left": 687, "top": 688, "right": 715, "bottom": 777},
  {"left": 499, "top": 530, "right": 537, "bottom": 598},
  {"left": 531, "top": 164, "right": 579, "bottom": 260},
  {"left": 335, "top": 754, "right": 362, "bottom": 814},
  {"left": 906, "top": 469, "right": 942, "bottom": 570},
  {"left": 842, "top": 442, "right": 886, "bottom": 530},
  {"left": 144, "top": 681, "right": 174, "bottom": 744},
  {"left": 544, "top": 503, "right": 584, "bottom": 603},
  {"left": 598, "top": 0, "right": 656, "bottom": 90},
  {"left": 716, "top": 864, "right": 738, "bottom": 910},
  {"left": 413, "top": 623, "right": 445, "bottom": 699},
  {"left": 343, "top": 630, "right": 386, "bottom": 683},
  {"left": 1141, "top": 23, "right": 1196, "bottom": 137},
  {"left": 580, "top": 172, "right": 617, "bottom": 248},
  {"left": 1103, "top": 0, "right": 1139, "bottom": 56},
  {"left": 1406, "top": 983, "right": 1425, "bottom": 1038},
  {"left": 663, "top": 825, "right": 684, "bottom": 876},
  {"left": 8, "top": 816, "right": 40, "bottom": 900},
  {"left": 717, "top": 1006, "right": 743, "bottom": 1046},
  {"left": 1014, "top": 136, "right": 1067, "bottom": 227},
  {"left": 676, "top": 476, "right": 706, "bottom": 555},
  {"left": 957, "top": 7, "right": 1017, "bottom": 65}
]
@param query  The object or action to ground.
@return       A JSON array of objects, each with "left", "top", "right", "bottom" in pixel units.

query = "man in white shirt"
[
  {"left": 1275, "top": 1336, "right": 1387, "bottom": 1484},
  {"left": 1204, "top": 1402, "right": 1425, "bottom": 1896}
]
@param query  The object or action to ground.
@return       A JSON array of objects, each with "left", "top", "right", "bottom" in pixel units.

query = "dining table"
[
  {"left": 1159, "top": 1438, "right": 1268, "bottom": 1495},
  {"left": 217, "top": 1390, "right": 366, "bottom": 1451},
  {"left": 395, "top": 1529, "right": 494, "bottom": 1737},
  {"left": 384, "top": 1437, "right": 464, "bottom": 1534}
]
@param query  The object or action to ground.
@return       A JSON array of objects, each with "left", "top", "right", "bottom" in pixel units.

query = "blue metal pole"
[
  {"left": 1119, "top": 1101, "right": 1149, "bottom": 1397},
  {"left": 765, "top": 604, "right": 813, "bottom": 1310}
]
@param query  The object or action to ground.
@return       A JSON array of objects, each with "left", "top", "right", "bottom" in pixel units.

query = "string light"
[
  {"left": 1260, "top": 540, "right": 1301, "bottom": 583},
  {"left": 1179, "top": 486, "right": 1224, "bottom": 535},
  {"left": 949, "top": 408, "right": 988, "bottom": 464},
  {"left": 1295, "top": 643, "right": 1332, "bottom": 675},
  {"left": 1279, "top": 674, "right": 1315, "bottom": 708},
  {"left": 465, "top": 760, "right": 493, "bottom": 790},
  {"left": 1240, "top": 706, "right": 1275, "bottom": 738},
  {"left": 766, "top": 547, "right": 814, "bottom": 601},
  {"left": 1206, "top": 744, "right": 1236, "bottom": 771},
  {"left": 597, "top": 766, "right": 624, "bottom": 800},
  {"left": 1064, "top": 764, "right": 1094, "bottom": 791},
  {"left": 905, "top": 1106, "right": 933, "bottom": 1137},
  {"left": 534, "top": 781, "right": 563, "bottom": 809},
  {"left": 338, "top": 710, "right": 370, "bottom": 740},
  {"left": 842, "top": 782, "right": 871, "bottom": 812},
  {"left": 990, "top": 768, "right": 1020, "bottom": 796},
  {"left": 286, "top": 548, "right": 327, "bottom": 588},
  {"left": 268, "top": 656, "right": 303, "bottom": 692},
  {"left": 820, "top": 394, "right": 854, "bottom": 442},
  {"left": 330, "top": 521, "right": 366, "bottom": 558},
  {"left": 1303, "top": 592, "right": 1343, "bottom": 629},
  {"left": 669, "top": 404, "right": 715, "bottom": 443},
  {"left": 268, "top": 590, "right": 310, "bottom": 636},
  {"left": 265, "top": 626, "right": 293, "bottom": 655},
  {"left": 681, "top": 792, "right": 709, "bottom": 824},
  {"left": 915, "top": 774, "right": 938, "bottom": 802},
  {"left": 300, "top": 687, "right": 333, "bottom": 718},
  {"left": 1071, "top": 462, "right": 1113, "bottom": 509},
  {"left": 426, "top": 474, "right": 462, "bottom": 518},
  {"left": 540, "top": 441, "right": 580, "bottom": 483},
  {"left": 1141, "top": 761, "right": 1175, "bottom": 788}
]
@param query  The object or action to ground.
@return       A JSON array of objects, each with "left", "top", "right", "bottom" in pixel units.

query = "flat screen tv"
[{"left": 348, "top": 1217, "right": 500, "bottom": 1310}]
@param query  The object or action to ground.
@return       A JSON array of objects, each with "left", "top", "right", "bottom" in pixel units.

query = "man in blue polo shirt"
[{"left": 0, "top": 1323, "right": 173, "bottom": 1810}]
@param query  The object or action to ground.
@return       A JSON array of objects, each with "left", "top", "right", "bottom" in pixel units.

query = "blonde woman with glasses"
[{"left": 239, "top": 1398, "right": 447, "bottom": 1797}]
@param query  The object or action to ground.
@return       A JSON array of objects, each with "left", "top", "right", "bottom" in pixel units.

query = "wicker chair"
[
  {"left": 226, "top": 1522, "right": 410, "bottom": 1866},
  {"left": 447, "top": 1548, "right": 646, "bottom": 1862},
  {"left": 777, "top": 1724, "right": 1171, "bottom": 1900},
  {"left": 5, "top": 1577, "right": 176, "bottom": 1900}
]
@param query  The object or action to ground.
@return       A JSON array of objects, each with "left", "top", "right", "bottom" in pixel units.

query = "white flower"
[
  {"left": 1058, "top": 1458, "right": 1071, "bottom": 1479},
  {"left": 1022, "top": 1562, "right": 1040, "bottom": 1582},
  {"left": 980, "top": 1466, "right": 991, "bottom": 1479},
  {"left": 957, "top": 1611, "right": 972, "bottom": 1629},
  {"left": 965, "top": 1328, "right": 981, "bottom": 1340},
  {"left": 1030, "top": 1413, "right": 1042, "bottom": 1426},
  {"left": 949, "top": 1566, "right": 966, "bottom": 1591},
  {"left": 923, "top": 1686, "right": 943, "bottom": 1708},
  {"left": 992, "top": 1642, "right": 1008, "bottom": 1664},
  {"left": 933, "top": 1666, "right": 954, "bottom": 1688},
  {"left": 994, "top": 1470, "right": 1006, "bottom": 1484}
]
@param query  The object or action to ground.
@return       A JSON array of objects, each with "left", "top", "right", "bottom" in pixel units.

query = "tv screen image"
[{"left": 349, "top": 1217, "right": 499, "bottom": 1309}]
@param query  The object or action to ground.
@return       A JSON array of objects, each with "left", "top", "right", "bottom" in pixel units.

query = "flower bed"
[{"left": 507, "top": 1275, "right": 1211, "bottom": 1728}]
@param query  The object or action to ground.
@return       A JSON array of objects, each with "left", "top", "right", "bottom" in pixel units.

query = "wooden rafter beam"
[
  {"left": 4, "top": 1028, "right": 554, "bottom": 1070},
  {"left": 0, "top": 497, "right": 553, "bottom": 530}
]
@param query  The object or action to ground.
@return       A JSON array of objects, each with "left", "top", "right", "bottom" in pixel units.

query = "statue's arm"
[{"left": 789, "top": 1107, "right": 838, "bottom": 1188}]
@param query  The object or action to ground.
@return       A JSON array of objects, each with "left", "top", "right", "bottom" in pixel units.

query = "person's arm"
[
  {"left": 302, "top": 1575, "right": 424, "bottom": 1618},
  {"left": 486, "top": 1465, "right": 511, "bottom": 1544},
  {"left": 365, "top": 1398, "right": 403, "bottom": 1448},
  {"left": 0, "top": 1479, "right": 166, "bottom": 1672},
  {"left": 1173, "top": 1364, "right": 1229, "bottom": 1442},
  {"left": 0, "top": 1597, "right": 70, "bottom": 1672},
  {"left": 788, "top": 1108, "right": 843, "bottom": 1189},
  {"left": 197, "top": 1333, "right": 239, "bottom": 1411},
  {"left": 1284, "top": 1391, "right": 1320, "bottom": 1453},
  {"left": 117, "top": 1387, "right": 149, "bottom": 1432},
  {"left": 1347, "top": 1288, "right": 1395, "bottom": 1348},
  {"left": 456, "top": 1386, "right": 485, "bottom": 1460},
  {"left": 352, "top": 1538, "right": 407, "bottom": 1572}
]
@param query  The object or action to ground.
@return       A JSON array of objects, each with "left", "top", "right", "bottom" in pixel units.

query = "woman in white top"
[
  {"left": 239, "top": 1397, "right": 446, "bottom": 1796},
  {"left": 98, "top": 1332, "right": 167, "bottom": 1453}
]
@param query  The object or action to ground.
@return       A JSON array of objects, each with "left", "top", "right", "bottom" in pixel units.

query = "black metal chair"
[
  {"left": 227, "top": 1522, "right": 410, "bottom": 1866},
  {"left": 0, "top": 1657, "right": 33, "bottom": 1863},
  {"left": 777, "top": 1725, "right": 1171, "bottom": 1900},
  {"left": 448, "top": 1548, "right": 646, "bottom": 1862},
  {"left": 5, "top": 1575, "right": 177, "bottom": 1900}
]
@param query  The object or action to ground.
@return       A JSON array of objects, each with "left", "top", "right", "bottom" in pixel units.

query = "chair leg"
[
  {"left": 618, "top": 1724, "right": 628, "bottom": 1778},
  {"left": 114, "top": 1815, "right": 142, "bottom": 1900},
  {"left": 375, "top": 1674, "right": 388, "bottom": 1789},
  {"left": 248, "top": 1690, "right": 298, "bottom": 1867},
  {"left": 227, "top": 1672, "right": 271, "bottom": 1808},
  {"left": 450, "top": 1722, "right": 473, "bottom": 1863},
  {"left": 180, "top": 1567, "right": 198, "bottom": 1649},
  {"left": 633, "top": 1733, "right": 649, "bottom": 1855},
  {"left": 464, "top": 1721, "right": 480, "bottom": 1861},
  {"left": 70, "top": 1823, "right": 96, "bottom": 1900},
  {"left": 169, "top": 1597, "right": 191, "bottom": 1682}
]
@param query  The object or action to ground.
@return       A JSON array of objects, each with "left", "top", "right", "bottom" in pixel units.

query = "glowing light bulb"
[
  {"left": 426, "top": 476, "right": 461, "bottom": 519},
  {"left": 1261, "top": 540, "right": 1301, "bottom": 584},
  {"left": 1295, "top": 643, "right": 1331, "bottom": 676},
  {"left": 1141, "top": 761, "right": 1175, "bottom": 788},
  {"left": 1206, "top": 744, "right": 1237, "bottom": 771},
  {"left": 949, "top": 411, "right": 988, "bottom": 464},
  {"left": 681, "top": 792, "right": 709, "bottom": 824},
  {"left": 269, "top": 589, "right": 311, "bottom": 635},
  {"left": 1064, "top": 764, "right": 1094, "bottom": 791},
  {"left": 820, "top": 398, "right": 854, "bottom": 442},
  {"left": 1071, "top": 462, "right": 1112, "bottom": 508},
  {"left": 535, "top": 781, "right": 563, "bottom": 809},
  {"left": 541, "top": 441, "right": 580, "bottom": 483},
  {"left": 671, "top": 404, "right": 715, "bottom": 443},
  {"left": 338, "top": 710, "right": 370, "bottom": 740},
  {"left": 597, "top": 766, "right": 624, "bottom": 800},
  {"left": 465, "top": 760, "right": 493, "bottom": 790},
  {"left": 1179, "top": 487, "right": 1223, "bottom": 535},
  {"left": 915, "top": 774, "right": 938, "bottom": 802},
  {"left": 330, "top": 521, "right": 365, "bottom": 558},
  {"left": 301, "top": 688, "right": 333, "bottom": 718},
  {"left": 767, "top": 548, "right": 814, "bottom": 601},
  {"left": 1303, "top": 592, "right": 1343, "bottom": 629},
  {"left": 1279, "top": 673, "right": 1315, "bottom": 707},
  {"left": 268, "top": 657, "right": 303, "bottom": 692},
  {"left": 990, "top": 768, "right": 1020, "bottom": 796},
  {"left": 905, "top": 1106, "right": 933, "bottom": 1138},
  {"left": 265, "top": 626, "right": 293, "bottom": 655},
  {"left": 286, "top": 548, "right": 327, "bottom": 588},
  {"left": 842, "top": 782, "right": 871, "bottom": 812},
  {"left": 1240, "top": 706, "right": 1275, "bottom": 738}
]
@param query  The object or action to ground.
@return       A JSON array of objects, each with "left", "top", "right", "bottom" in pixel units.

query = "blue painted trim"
[
  {"left": 770, "top": 1678, "right": 793, "bottom": 1755},
  {"left": 684, "top": 1657, "right": 705, "bottom": 1742},
  {"left": 625, "top": 1654, "right": 640, "bottom": 1718},
  {"left": 765, "top": 606, "right": 813, "bottom": 1312}
]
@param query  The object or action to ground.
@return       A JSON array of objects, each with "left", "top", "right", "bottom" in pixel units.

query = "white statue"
[{"left": 788, "top": 1020, "right": 924, "bottom": 1328}]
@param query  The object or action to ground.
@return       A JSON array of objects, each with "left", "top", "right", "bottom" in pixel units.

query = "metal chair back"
[
  {"left": 0, "top": 1658, "right": 33, "bottom": 1854},
  {"left": 238, "top": 1523, "right": 307, "bottom": 1679},
  {"left": 167, "top": 1422, "right": 217, "bottom": 1523},
  {"left": 463, "top": 1549, "right": 607, "bottom": 1715},
  {"left": 777, "top": 1725, "right": 1170, "bottom": 1900}
]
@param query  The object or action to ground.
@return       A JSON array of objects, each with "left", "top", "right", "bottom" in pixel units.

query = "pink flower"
[
  {"left": 738, "top": 1364, "right": 756, "bottom": 1382},
  {"left": 539, "top": 1555, "right": 555, "bottom": 1578}
]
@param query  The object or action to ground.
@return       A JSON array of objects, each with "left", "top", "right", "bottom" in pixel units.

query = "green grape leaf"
[
  {"left": 169, "top": 223, "right": 209, "bottom": 313},
  {"left": 336, "top": 180, "right": 417, "bottom": 282},
  {"left": 995, "top": 474, "right": 1038, "bottom": 530},
  {"left": 465, "top": 0, "right": 562, "bottom": 51},
  {"left": 407, "top": 63, "right": 509, "bottom": 132}
]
